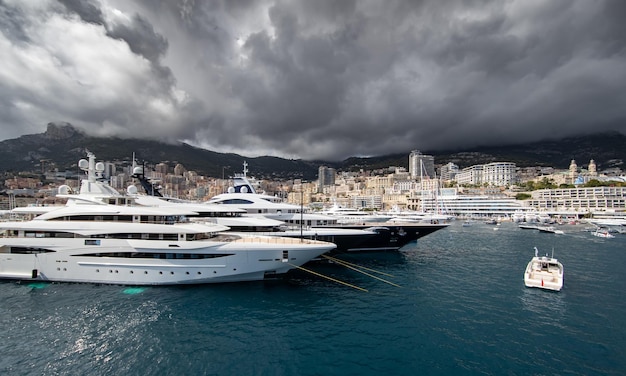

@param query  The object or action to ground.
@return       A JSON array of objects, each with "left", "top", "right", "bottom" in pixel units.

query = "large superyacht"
[
  {"left": 0, "top": 154, "right": 336, "bottom": 285},
  {"left": 205, "top": 164, "right": 449, "bottom": 252}
]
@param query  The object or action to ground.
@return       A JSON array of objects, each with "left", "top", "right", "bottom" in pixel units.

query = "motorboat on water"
[
  {"left": 592, "top": 227, "right": 615, "bottom": 238},
  {"left": 524, "top": 247, "right": 564, "bottom": 291},
  {"left": 537, "top": 225, "right": 565, "bottom": 235},
  {"left": 519, "top": 223, "right": 539, "bottom": 230},
  {"left": 0, "top": 153, "right": 336, "bottom": 285}
]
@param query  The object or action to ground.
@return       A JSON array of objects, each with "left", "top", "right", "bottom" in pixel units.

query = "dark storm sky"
[{"left": 1, "top": 0, "right": 625, "bottom": 160}]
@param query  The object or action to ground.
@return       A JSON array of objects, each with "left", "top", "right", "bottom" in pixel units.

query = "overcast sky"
[{"left": 1, "top": 0, "right": 625, "bottom": 160}]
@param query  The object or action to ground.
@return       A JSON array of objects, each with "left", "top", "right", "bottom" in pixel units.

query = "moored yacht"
[
  {"left": 206, "top": 163, "right": 449, "bottom": 252},
  {"left": 0, "top": 153, "right": 336, "bottom": 285}
]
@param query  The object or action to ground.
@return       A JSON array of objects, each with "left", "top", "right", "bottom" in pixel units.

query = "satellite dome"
[
  {"left": 95, "top": 162, "right": 105, "bottom": 172},
  {"left": 126, "top": 185, "right": 138, "bottom": 195},
  {"left": 227, "top": 187, "right": 235, "bottom": 194},
  {"left": 240, "top": 186, "right": 248, "bottom": 193},
  {"left": 133, "top": 166, "right": 143, "bottom": 175},
  {"left": 78, "top": 159, "right": 89, "bottom": 170},
  {"left": 58, "top": 185, "right": 71, "bottom": 195}
]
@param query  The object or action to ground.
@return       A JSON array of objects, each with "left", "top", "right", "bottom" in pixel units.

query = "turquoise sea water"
[{"left": 1, "top": 221, "right": 625, "bottom": 375}]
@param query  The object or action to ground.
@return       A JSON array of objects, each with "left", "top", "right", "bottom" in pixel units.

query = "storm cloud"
[{"left": 1, "top": 0, "right": 625, "bottom": 160}]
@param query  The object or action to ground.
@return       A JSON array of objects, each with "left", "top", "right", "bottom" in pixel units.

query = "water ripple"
[{"left": 1, "top": 222, "right": 625, "bottom": 375}]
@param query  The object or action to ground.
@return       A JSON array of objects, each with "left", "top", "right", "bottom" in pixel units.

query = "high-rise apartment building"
[
  {"left": 318, "top": 165, "right": 336, "bottom": 192},
  {"left": 409, "top": 150, "right": 435, "bottom": 181},
  {"left": 439, "top": 162, "right": 459, "bottom": 182}
]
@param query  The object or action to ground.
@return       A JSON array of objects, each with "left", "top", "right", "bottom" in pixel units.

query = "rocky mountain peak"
[{"left": 44, "top": 122, "right": 83, "bottom": 140}]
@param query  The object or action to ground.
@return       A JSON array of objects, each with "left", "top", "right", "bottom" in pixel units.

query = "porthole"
[
  {"left": 63, "top": 268, "right": 67, "bottom": 271},
  {"left": 144, "top": 271, "right": 148, "bottom": 274},
  {"left": 130, "top": 271, "right": 134, "bottom": 274},
  {"left": 57, "top": 267, "right": 60, "bottom": 271},
  {"left": 185, "top": 271, "right": 190, "bottom": 275},
  {"left": 197, "top": 272, "right": 201, "bottom": 275},
  {"left": 96, "top": 269, "right": 100, "bottom": 273},
  {"left": 109, "top": 270, "right": 113, "bottom": 273},
  {"left": 213, "top": 271, "right": 217, "bottom": 274},
  {"left": 170, "top": 271, "right": 174, "bottom": 275}
]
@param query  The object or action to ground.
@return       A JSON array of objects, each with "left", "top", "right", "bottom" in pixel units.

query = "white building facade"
[{"left": 456, "top": 162, "right": 518, "bottom": 187}]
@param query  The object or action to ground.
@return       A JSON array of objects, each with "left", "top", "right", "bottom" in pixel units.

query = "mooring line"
[
  {"left": 322, "top": 255, "right": 396, "bottom": 278},
  {"left": 322, "top": 257, "right": 402, "bottom": 288},
  {"left": 289, "top": 263, "right": 368, "bottom": 292},
  {"left": 339, "top": 263, "right": 402, "bottom": 288}
]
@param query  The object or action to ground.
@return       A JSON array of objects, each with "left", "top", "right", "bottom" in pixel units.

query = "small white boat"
[
  {"left": 592, "top": 227, "right": 615, "bottom": 238},
  {"left": 524, "top": 247, "right": 564, "bottom": 291},
  {"left": 537, "top": 225, "right": 565, "bottom": 235}
]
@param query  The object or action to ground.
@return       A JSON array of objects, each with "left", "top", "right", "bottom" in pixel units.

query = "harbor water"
[{"left": 1, "top": 221, "right": 625, "bottom": 375}]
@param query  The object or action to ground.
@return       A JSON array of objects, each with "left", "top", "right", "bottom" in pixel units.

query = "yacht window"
[{"left": 10, "top": 247, "right": 55, "bottom": 254}]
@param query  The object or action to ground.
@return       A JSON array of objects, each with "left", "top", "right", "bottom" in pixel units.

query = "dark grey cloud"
[
  {"left": 57, "top": 0, "right": 105, "bottom": 25},
  {"left": 0, "top": 0, "right": 624, "bottom": 160}
]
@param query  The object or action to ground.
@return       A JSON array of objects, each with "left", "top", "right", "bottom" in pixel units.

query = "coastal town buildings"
[
  {"left": 1, "top": 150, "right": 625, "bottom": 219},
  {"left": 526, "top": 187, "right": 626, "bottom": 213},
  {"left": 455, "top": 162, "right": 518, "bottom": 187}
]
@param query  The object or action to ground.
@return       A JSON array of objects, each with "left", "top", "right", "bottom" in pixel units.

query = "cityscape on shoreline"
[{"left": 2, "top": 148, "right": 625, "bottom": 219}]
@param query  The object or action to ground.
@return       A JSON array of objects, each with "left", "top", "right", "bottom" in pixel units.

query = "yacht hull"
[
  {"left": 315, "top": 223, "right": 449, "bottom": 252},
  {"left": 0, "top": 238, "right": 334, "bottom": 285}
]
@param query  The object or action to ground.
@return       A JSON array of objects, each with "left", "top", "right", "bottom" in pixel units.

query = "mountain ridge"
[{"left": 0, "top": 123, "right": 623, "bottom": 180}]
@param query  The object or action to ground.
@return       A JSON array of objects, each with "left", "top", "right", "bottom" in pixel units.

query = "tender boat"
[
  {"left": 592, "top": 227, "right": 615, "bottom": 238},
  {"left": 524, "top": 247, "right": 564, "bottom": 291},
  {"left": 0, "top": 153, "right": 336, "bottom": 285},
  {"left": 537, "top": 225, "right": 565, "bottom": 235}
]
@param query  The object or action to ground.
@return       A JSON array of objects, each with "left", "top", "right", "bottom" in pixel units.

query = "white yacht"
[
  {"left": 0, "top": 154, "right": 335, "bottom": 285},
  {"left": 524, "top": 247, "right": 564, "bottom": 291},
  {"left": 206, "top": 164, "right": 449, "bottom": 252}
]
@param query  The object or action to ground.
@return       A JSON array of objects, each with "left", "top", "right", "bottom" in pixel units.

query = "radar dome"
[
  {"left": 95, "top": 162, "right": 105, "bottom": 172},
  {"left": 133, "top": 166, "right": 144, "bottom": 175},
  {"left": 227, "top": 187, "right": 235, "bottom": 194},
  {"left": 58, "top": 185, "right": 71, "bottom": 195},
  {"left": 126, "top": 185, "right": 138, "bottom": 195},
  {"left": 240, "top": 186, "right": 248, "bottom": 193},
  {"left": 78, "top": 159, "right": 89, "bottom": 170}
]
